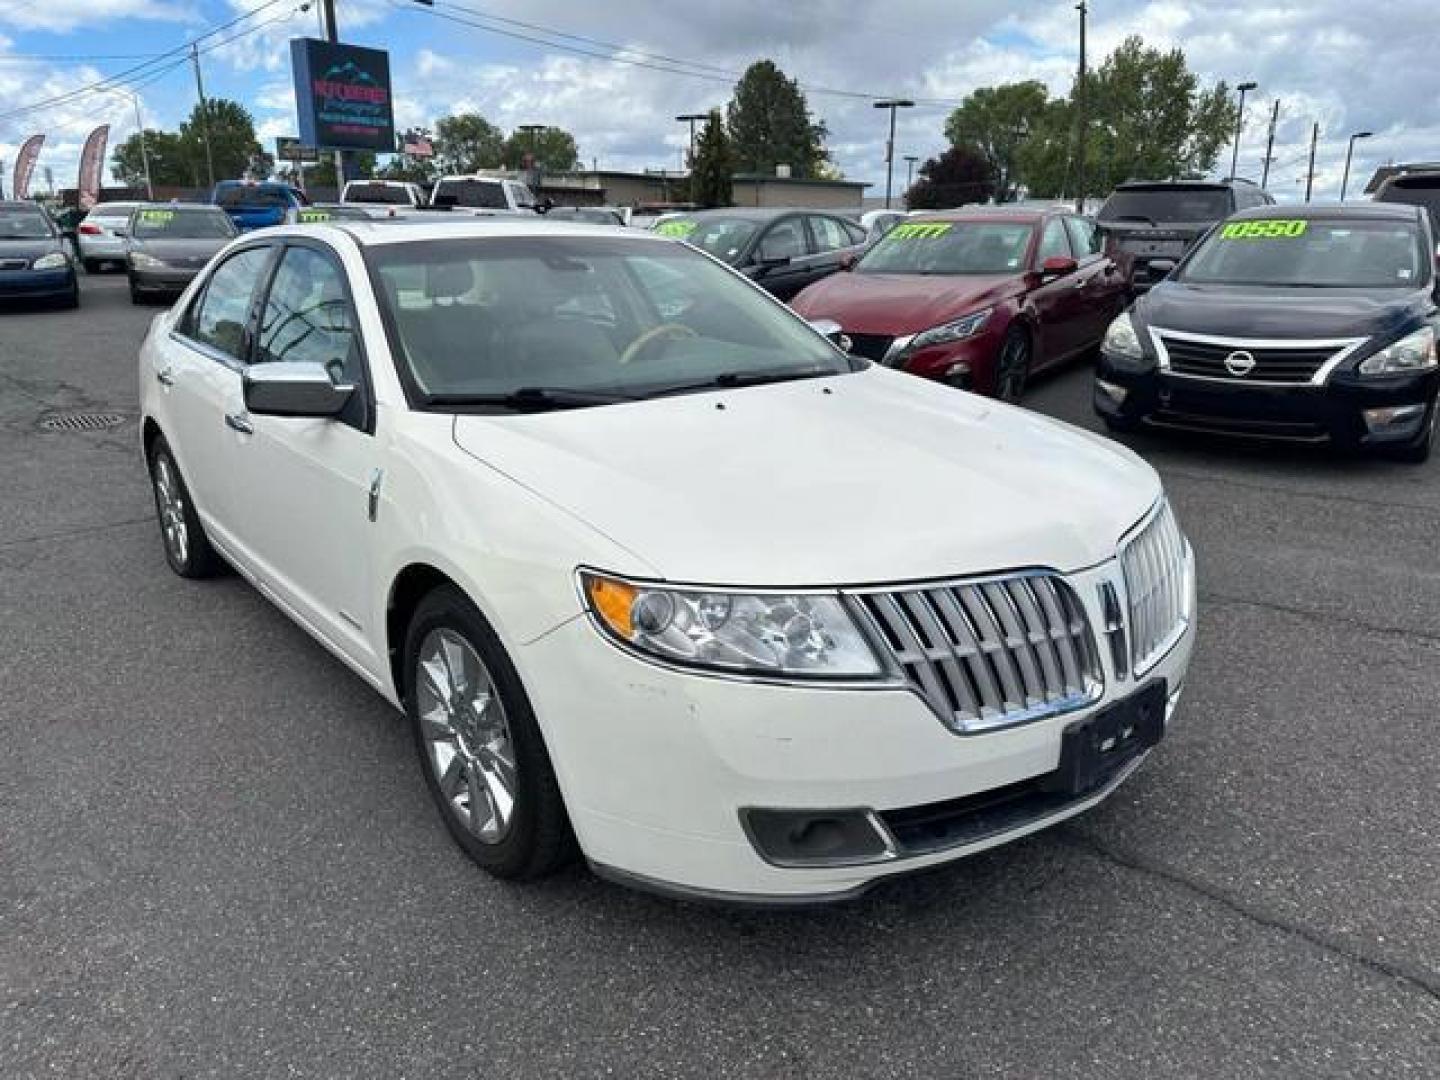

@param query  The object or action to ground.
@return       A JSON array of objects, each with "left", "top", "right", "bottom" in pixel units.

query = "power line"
[
  {"left": 397, "top": 0, "right": 963, "bottom": 110},
  {"left": 0, "top": 0, "right": 291, "bottom": 125},
  {"left": 0, "top": 53, "right": 169, "bottom": 63}
]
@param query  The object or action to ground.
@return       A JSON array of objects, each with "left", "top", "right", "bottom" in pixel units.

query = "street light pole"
[
  {"left": 1229, "top": 80, "right": 1257, "bottom": 181},
  {"left": 190, "top": 43, "right": 216, "bottom": 188},
  {"left": 873, "top": 98, "right": 914, "bottom": 209},
  {"left": 1340, "top": 130, "right": 1373, "bottom": 201},
  {"left": 1304, "top": 122, "right": 1319, "bottom": 203},
  {"left": 1073, "top": 1, "right": 1087, "bottom": 212}
]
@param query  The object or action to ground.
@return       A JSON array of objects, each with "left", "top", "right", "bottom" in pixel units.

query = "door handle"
[
  {"left": 155, "top": 369, "right": 175, "bottom": 387},
  {"left": 224, "top": 411, "right": 254, "bottom": 435}
]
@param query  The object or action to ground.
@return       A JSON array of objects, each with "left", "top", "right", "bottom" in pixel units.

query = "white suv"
[
  {"left": 340, "top": 180, "right": 426, "bottom": 209},
  {"left": 430, "top": 175, "right": 538, "bottom": 213},
  {"left": 136, "top": 219, "right": 1195, "bottom": 903}
]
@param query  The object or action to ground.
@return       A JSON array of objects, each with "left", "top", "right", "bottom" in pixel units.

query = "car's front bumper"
[
  {"left": 518, "top": 560, "right": 1196, "bottom": 903},
  {"left": 1096, "top": 357, "right": 1440, "bottom": 449},
  {"left": 0, "top": 267, "right": 76, "bottom": 299},
  {"left": 130, "top": 266, "right": 201, "bottom": 294}
]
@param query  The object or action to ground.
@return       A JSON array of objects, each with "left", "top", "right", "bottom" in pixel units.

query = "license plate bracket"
[{"left": 1044, "top": 680, "right": 1167, "bottom": 797}]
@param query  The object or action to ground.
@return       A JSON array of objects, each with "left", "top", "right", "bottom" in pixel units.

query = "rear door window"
[{"left": 806, "top": 215, "right": 855, "bottom": 253}]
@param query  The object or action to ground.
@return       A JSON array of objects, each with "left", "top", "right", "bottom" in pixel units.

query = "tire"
[
  {"left": 129, "top": 280, "right": 144, "bottom": 305},
  {"left": 995, "top": 325, "right": 1032, "bottom": 404},
  {"left": 147, "top": 438, "right": 221, "bottom": 578},
  {"left": 404, "top": 585, "right": 574, "bottom": 880},
  {"left": 83, "top": 259, "right": 101, "bottom": 274},
  {"left": 1102, "top": 414, "right": 1141, "bottom": 435},
  {"left": 60, "top": 285, "right": 79, "bottom": 310}
]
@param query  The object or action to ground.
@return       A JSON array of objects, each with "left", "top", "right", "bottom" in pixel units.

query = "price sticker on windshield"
[
  {"left": 139, "top": 209, "right": 175, "bottom": 224},
  {"left": 655, "top": 220, "right": 697, "bottom": 238},
  {"left": 298, "top": 210, "right": 332, "bottom": 223},
  {"left": 1220, "top": 219, "right": 1308, "bottom": 240},
  {"left": 889, "top": 222, "right": 952, "bottom": 240}
]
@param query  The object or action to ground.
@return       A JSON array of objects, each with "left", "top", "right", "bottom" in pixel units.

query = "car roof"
[
  {"left": 1229, "top": 202, "right": 1423, "bottom": 222},
  {"left": 1112, "top": 180, "right": 1240, "bottom": 191},
  {"left": 669, "top": 207, "right": 833, "bottom": 220},
  {"left": 136, "top": 201, "right": 227, "bottom": 212},
  {"left": 86, "top": 202, "right": 142, "bottom": 213},
  {"left": 277, "top": 219, "right": 675, "bottom": 248},
  {"left": 911, "top": 205, "right": 1053, "bottom": 223},
  {"left": 0, "top": 200, "right": 46, "bottom": 210}
]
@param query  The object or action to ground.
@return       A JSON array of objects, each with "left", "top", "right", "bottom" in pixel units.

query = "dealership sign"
[
  {"left": 275, "top": 137, "right": 320, "bottom": 163},
  {"left": 290, "top": 38, "right": 396, "bottom": 153}
]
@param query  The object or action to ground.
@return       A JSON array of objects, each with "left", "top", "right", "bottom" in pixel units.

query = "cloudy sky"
[{"left": 1, "top": 0, "right": 1437, "bottom": 200}]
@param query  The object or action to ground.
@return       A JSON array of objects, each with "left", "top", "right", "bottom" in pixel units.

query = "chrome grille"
[
  {"left": 852, "top": 573, "right": 1101, "bottom": 734},
  {"left": 1120, "top": 501, "right": 1190, "bottom": 675}
]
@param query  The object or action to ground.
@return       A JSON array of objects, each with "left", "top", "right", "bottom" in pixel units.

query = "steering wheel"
[{"left": 619, "top": 322, "right": 697, "bottom": 366}]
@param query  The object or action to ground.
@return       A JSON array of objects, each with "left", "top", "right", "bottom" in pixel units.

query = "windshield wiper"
[
  {"left": 431, "top": 386, "right": 639, "bottom": 412},
  {"left": 646, "top": 368, "right": 837, "bottom": 398}
]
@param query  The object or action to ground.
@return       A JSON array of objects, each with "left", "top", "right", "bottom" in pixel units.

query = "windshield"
[
  {"left": 547, "top": 208, "right": 624, "bottom": 226},
  {"left": 0, "top": 205, "right": 54, "bottom": 239},
  {"left": 1181, "top": 218, "right": 1427, "bottom": 288},
  {"left": 652, "top": 217, "right": 759, "bottom": 263},
  {"left": 345, "top": 183, "right": 413, "bottom": 205},
  {"left": 216, "top": 186, "right": 297, "bottom": 209},
  {"left": 1099, "top": 187, "right": 1231, "bottom": 223},
  {"left": 132, "top": 208, "right": 236, "bottom": 240},
  {"left": 855, "top": 220, "right": 1033, "bottom": 275},
  {"left": 433, "top": 179, "right": 507, "bottom": 209},
  {"left": 368, "top": 236, "right": 851, "bottom": 406}
]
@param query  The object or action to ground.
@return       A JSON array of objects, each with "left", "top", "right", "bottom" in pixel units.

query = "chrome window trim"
[{"left": 1148, "top": 325, "right": 1368, "bottom": 387}]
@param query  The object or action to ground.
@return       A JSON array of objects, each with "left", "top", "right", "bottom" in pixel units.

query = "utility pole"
[
  {"left": 191, "top": 43, "right": 216, "bottom": 188},
  {"left": 1073, "top": 1, "right": 1087, "bottom": 212},
  {"left": 1260, "top": 99, "right": 1280, "bottom": 188},
  {"left": 675, "top": 113, "right": 708, "bottom": 170},
  {"left": 873, "top": 99, "right": 914, "bottom": 209},
  {"left": 321, "top": 0, "right": 347, "bottom": 188},
  {"left": 903, "top": 154, "right": 919, "bottom": 196},
  {"left": 1304, "top": 122, "right": 1318, "bottom": 202}
]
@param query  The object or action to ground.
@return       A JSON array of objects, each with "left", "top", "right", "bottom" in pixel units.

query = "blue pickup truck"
[{"left": 211, "top": 181, "right": 308, "bottom": 231}]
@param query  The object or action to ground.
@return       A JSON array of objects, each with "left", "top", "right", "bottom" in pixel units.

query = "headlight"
[
  {"left": 1358, "top": 326, "right": 1437, "bottom": 376},
  {"left": 582, "top": 572, "right": 883, "bottom": 678},
  {"left": 31, "top": 252, "right": 68, "bottom": 270},
  {"left": 129, "top": 252, "right": 165, "bottom": 269},
  {"left": 909, "top": 308, "right": 992, "bottom": 351},
  {"left": 1102, "top": 312, "right": 1152, "bottom": 372}
]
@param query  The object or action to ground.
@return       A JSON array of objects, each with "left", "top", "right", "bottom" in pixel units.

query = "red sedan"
[{"left": 791, "top": 207, "right": 1128, "bottom": 401}]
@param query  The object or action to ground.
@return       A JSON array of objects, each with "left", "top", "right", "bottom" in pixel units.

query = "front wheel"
[
  {"left": 404, "top": 585, "right": 574, "bottom": 880},
  {"left": 147, "top": 438, "right": 221, "bottom": 578},
  {"left": 83, "top": 258, "right": 101, "bottom": 274},
  {"left": 994, "top": 326, "right": 1032, "bottom": 403}
]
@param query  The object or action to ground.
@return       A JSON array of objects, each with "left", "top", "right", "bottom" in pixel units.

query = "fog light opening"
[
  {"left": 742, "top": 807, "right": 893, "bottom": 867},
  {"left": 1363, "top": 404, "right": 1426, "bottom": 431},
  {"left": 1096, "top": 379, "right": 1129, "bottom": 406}
]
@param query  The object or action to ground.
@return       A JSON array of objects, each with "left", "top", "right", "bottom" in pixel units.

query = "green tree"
[
  {"left": 1015, "top": 98, "right": 1074, "bottom": 198},
  {"left": 111, "top": 129, "right": 192, "bottom": 187},
  {"left": 944, "top": 81, "right": 1050, "bottom": 202},
  {"left": 434, "top": 113, "right": 505, "bottom": 173},
  {"left": 1077, "top": 36, "right": 1236, "bottom": 194},
  {"left": 726, "top": 60, "right": 828, "bottom": 178},
  {"left": 179, "top": 98, "right": 265, "bottom": 184},
  {"left": 689, "top": 109, "right": 733, "bottom": 208},
  {"left": 905, "top": 145, "right": 993, "bottom": 209},
  {"left": 502, "top": 126, "right": 580, "bottom": 171},
  {"left": 287, "top": 151, "right": 377, "bottom": 189}
]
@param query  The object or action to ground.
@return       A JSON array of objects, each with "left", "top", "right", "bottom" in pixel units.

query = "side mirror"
[
  {"left": 838, "top": 251, "right": 857, "bottom": 271},
  {"left": 244, "top": 362, "right": 354, "bottom": 418},
  {"left": 1040, "top": 255, "right": 1078, "bottom": 278},
  {"left": 1148, "top": 258, "right": 1178, "bottom": 277},
  {"left": 754, "top": 248, "right": 791, "bottom": 270},
  {"left": 807, "top": 318, "right": 852, "bottom": 352}
]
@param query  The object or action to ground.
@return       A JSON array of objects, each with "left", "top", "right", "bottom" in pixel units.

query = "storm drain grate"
[{"left": 38, "top": 412, "right": 128, "bottom": 432}]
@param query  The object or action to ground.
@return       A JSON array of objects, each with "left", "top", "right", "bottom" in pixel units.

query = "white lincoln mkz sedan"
[{"left": 138, "top": 219, "right": 1195, "bottom": 903}]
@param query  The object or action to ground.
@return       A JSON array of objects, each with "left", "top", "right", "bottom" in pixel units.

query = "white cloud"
[{"left": 0, "top": 0, "right": 192, "bottom": 35}]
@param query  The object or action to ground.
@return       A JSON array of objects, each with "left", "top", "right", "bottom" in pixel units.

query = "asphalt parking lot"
[{"left": 2, "top": 273, "right": 1438, "bottom": 1079}]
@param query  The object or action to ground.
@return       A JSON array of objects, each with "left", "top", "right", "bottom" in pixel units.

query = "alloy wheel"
[
  {"left": 415, "top": 628, "right": 518, "bottom": 844},
  {"left": 152, "top": 455, "right": 190, "bottom": 568}
]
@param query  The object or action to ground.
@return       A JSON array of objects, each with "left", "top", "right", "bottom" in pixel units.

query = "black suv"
[
  {"left": 1098, "top": 179, "right": 1275, "bottom": 293},
  {"left": 1375, "top": 170, "right": 1440, "bottom": 239}
]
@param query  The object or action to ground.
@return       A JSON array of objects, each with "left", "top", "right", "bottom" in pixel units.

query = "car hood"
[
  {"left": 131, "top": 238, "right": 230, "bottom": 264},
  {"left": 0, "top": 237, "right": 62, "bottom": 261},
  {"left": 791, "top": 272, "right": 1022, "bottom": 335},
  {"left": 451, "top": 366, "right": 1160, "bottom": 586},
  {"left": 1138, "top": 280, "right": 1431, "bottom": 341}
]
